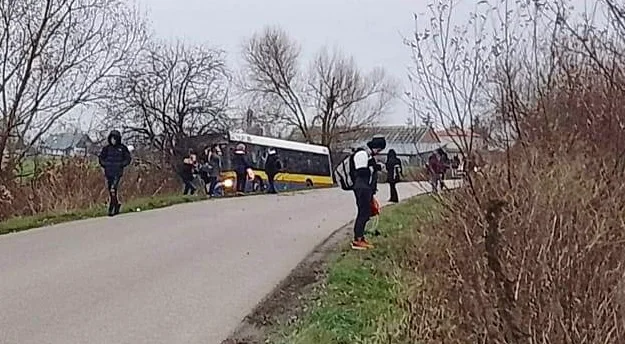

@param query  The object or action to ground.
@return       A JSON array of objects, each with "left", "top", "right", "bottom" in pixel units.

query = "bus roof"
[{"left": 228, "top": 131, "right": 329, "bottom": 155}]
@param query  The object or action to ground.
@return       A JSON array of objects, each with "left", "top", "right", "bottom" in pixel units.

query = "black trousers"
[
  {"left": 236, "top": 171, "right": 247, "bottom": 193},
  {"left": 267, "top": 173, "right": 277, "bottom": 193},
  {"left": 389, "top": 182, "right": 399, "bottom": 202},
  {"left": 353, "top": 188, "right": 373, "bottom": 240},
  {"left": 183, "top": 179, "right": 196, "bottom": 195},
  {"left": 106, "top": 175, "right": 121, "bottom": 214}
]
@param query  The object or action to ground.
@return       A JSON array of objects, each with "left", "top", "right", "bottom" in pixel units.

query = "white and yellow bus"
[{"left": 181, "top": 131, "right": 334, "bottom": 194}]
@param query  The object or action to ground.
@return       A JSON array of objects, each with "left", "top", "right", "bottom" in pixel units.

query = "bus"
[{"left": 179, "top": 131, "right": 334, "bottom": 194}]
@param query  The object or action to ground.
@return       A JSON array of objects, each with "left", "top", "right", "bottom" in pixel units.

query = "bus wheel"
[
  {"left": 253, "top": 176, "right": 264, "bottom": 192},
  {"left": 305, "top": 179, "right": 313, "bottom": 188}
]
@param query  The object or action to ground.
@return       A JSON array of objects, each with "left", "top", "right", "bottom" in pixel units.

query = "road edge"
[{"left": 221, "top": 189, "right": 438, "bottom": 344}]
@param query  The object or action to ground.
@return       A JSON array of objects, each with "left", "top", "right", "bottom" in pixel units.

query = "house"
[
  {"left": 40, "top": 132, "right": 94, "bottom": 157},
  {"left": 435, "top": 127, "right": 487, "bottom": 156},
  {"left": 291, "top": 125, "right": 445, "bottom": 166}
]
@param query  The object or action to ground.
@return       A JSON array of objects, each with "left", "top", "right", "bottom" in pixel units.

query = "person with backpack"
[
  {"left": 264, "top": 147, "right": 282, "bottom": 194},
  {"left": 340, "top": 135, "right": 386, "bottom": 250},
  {"left": 98, "top": 130, "right": 132, "bottom": 216},
  {"left": 385, "top": 149, "right": 403, "bottom": 203}
]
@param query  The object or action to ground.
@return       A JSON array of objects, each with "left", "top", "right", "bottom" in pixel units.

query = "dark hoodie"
[
  {"left": 98, "top": 130, "right": 131, "bottom": 178},
  {"left": 232, "top": 151, "right": 251, "bottom": 174},
  {"left": 264, "top": 150, "right": 282, "bottom": 176},
  {"left": 385, "top": 149, "right": 402, "bottom": 183}
]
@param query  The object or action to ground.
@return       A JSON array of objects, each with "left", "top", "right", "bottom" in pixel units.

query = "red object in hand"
[{"left": 370, "top": 196, "right": 381, "bottom": 216}]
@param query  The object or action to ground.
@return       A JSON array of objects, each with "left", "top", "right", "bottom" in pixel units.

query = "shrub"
[{"left": 0, "top": 157, "right": 179, "bottom": 221}]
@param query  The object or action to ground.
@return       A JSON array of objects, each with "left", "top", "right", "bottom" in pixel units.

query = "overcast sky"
[
  {"left": 140, "top": 0, "right": 429, "bottom": 125},
  {"left": 137, "top": 0, "right": 594, "bottom": 127}
]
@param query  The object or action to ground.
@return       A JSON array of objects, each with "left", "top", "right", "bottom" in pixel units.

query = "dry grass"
[
  {"left": 406, "top": 155, "right": 625, "bottom": 343},
  {"left": 401, "top": 42, "right": 625, "bottom": 344},
  {"left": 0, "top": 157, "right": 179, "bottom": 222}
]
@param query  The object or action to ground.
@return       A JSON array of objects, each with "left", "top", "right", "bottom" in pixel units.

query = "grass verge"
[
  {"left": 0, "top": 193, "right": 206, "bottom": 235},
  {"left": 269, "top": 195, "right": 439, "bottom": 344},
  {"left": 0, "top": 186, "right": 327, "bottom": 236}
]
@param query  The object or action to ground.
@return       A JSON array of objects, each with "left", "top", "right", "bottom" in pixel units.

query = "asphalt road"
[{"left": 0, "top": 182, "right": 435, "bottom": 344}]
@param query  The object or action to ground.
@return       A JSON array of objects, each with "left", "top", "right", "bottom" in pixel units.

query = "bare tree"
[
  {"left": 241, "top": 26, "right": 396, "bottom": 147},
  {"left": 308, "top": 47, "right": 397, "bottom": 147},
  {"left": 241, "top": 27, "right": 309, "bottom": 140},
  {"left": 0, "top": 0, "right": 147, "bottom": 175},
  {"left": 408, "top": 0, "right": 493, "bottom": 157},
  {"left": 109, "top": 41, "right": 231, "bottom": 163}
]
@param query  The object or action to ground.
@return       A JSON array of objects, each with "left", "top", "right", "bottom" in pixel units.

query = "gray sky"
[
  {"left": 141, "top": 0, "right": 423, "bottom": 125},
  {"left": 139, "top": 0, "right": 593, "bottom": 127}
]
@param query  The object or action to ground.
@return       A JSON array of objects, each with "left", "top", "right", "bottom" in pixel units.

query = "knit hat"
[
  {"left": 235, "top": 143, "right": 246, "bottom": 154},
  {"left": 367, "top": 135, "right": 386, "bottom": 151}
]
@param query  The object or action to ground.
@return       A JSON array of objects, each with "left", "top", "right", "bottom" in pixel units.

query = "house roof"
[
  {"left": 340, "top": 125, "right": 432, "bottom": 144},
  {"left": 291, "top": 125, "right": 445, "bottom": 157},
  {"left": 291, "top": 125, "right": 433, "bottom": 144},
  {"left": 41, "top": 132, "right": 91, "bottom": 150},
  {"left": 435, "top": 127, "right": 481, "bottom": 138}
]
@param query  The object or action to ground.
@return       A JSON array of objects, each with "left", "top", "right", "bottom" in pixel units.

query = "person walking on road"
[
  {"left": 437, "top": 148, "right": 450, "bottom": 190},
  {"left": 264, "top": 147, "right": 282, "bottom": 194},
  {"left": 232, "top": 143, "right": 253, "bottom": 195},
  {"left": 350, "top": 135, "right": 386, "bottom": 250},
  {"left": 427, "top": 151, "right": 442, "bottom": 193},
  {"left": 98, "top": 130, "right": 132, "bottom": 217},
  {"left": 181, "top": 150, "right": 198, "bottom": 195},
  {"left": 385, "top": 149, "right": 403, "bottom": 203}
]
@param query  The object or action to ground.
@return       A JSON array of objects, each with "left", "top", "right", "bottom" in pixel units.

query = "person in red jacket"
[{"left": 427, "top": 152, "right": 442, "bottom": 193}]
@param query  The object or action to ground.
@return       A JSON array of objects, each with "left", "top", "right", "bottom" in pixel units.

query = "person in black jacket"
[
  {"left": 232, "top": 143, "right": 252, "bottom": 195},
  {"left": 180, "top": 149, "right": 198, "bottom": 195},
  {"left": 98, "top": 130, "right": 132, "bottom": 216},
  {"left": 350, "top": 135, "right": 386, "bottom": 250},
  {"left": 198, "top": 144, "right": 222, "bottom": 197},
  {"left": 264, "top": 147, "right": 282, "bottom": 194},
  {"left": 385, "top": 149, "right": 403, "bottom": 203}
]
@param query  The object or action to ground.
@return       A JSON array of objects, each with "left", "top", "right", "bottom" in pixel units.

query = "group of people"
[
  {"left": 96, "top": 129, "right": 288, "bottom": 216},
  {"left": 179, "top": 145, "right": 223, "bottom": 197},
  {"left": 180, "top": 143, "right": 284, "bottom": 197}
]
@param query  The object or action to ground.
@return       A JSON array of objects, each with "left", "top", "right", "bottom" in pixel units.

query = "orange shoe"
[
  {"left": 361, "top": 238, "right": 375, "bottom": 249},
  {"left": 351, "top": 238, "right": 374, "bottom": 250}
]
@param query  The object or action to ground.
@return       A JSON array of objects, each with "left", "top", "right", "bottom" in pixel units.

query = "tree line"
[{"left": 0, "top": 0, "right": 398, "bottom": 179}]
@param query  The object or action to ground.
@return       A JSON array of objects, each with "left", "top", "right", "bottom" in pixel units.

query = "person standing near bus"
[
  {"left": 181, "top": 149, "right": 198, "bottom": 195},
  {"left": 385, "top": 149, "right": 403, "bottom": 203},
  {"left": 264, "top": 147, "right": 282, "bottom": 194},
  {"left": 232, "top": 143, "right": 253, "bottom": 195},
  {"left": 351, "top": 135, "right": 386, "bottom": 250},
  {"left": 198, "top": 145, "right": 222, "bottom": 197},
  {"left": 206, "top": 145, "right": 222, "bottom": 197}
]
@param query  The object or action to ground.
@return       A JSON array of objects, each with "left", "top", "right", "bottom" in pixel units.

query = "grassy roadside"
[
  {"left": 0, "top": 186, "right": 325, "bottom": 236},
  {"left": 269, "top": 195, "right": 439, "bottom": 344},
  {"left": 0, "top": 193, "right": 207, "bottom": 235}
]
